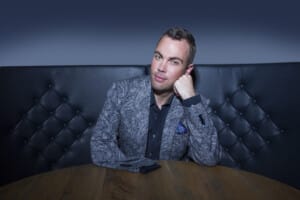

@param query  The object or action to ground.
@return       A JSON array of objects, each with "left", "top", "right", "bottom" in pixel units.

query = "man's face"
[{"left": 150, "top": 36, "right": 193, "bottom": 94}]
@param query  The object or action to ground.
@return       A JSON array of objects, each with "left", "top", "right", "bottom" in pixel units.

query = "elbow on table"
[{"left": 192, "top": 147, "right": 221, "bottom": 167}]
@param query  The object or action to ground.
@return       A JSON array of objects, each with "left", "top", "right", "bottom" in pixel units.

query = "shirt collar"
[{"left": 150, "top": 90, "right": 174, "bottom": 108}]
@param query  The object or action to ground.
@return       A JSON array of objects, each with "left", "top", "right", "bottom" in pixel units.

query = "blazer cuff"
[{"left": 182, "top": 95, "right": 202, "bottom": 107}]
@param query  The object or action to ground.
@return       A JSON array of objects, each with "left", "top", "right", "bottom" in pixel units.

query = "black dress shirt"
[
  {"left": 145, "top": 91, "right": 202, "bottom": 160},
  {"left": 145, "top": 92, "right": 173, "bottom": 159}
]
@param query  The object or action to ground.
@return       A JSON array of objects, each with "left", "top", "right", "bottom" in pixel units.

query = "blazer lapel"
[
  {"left": 159, "top": 97, "right": 184, "bottom": 159},
  {"left": 134, "top": 77, "right": 152, "bottom": 155}
]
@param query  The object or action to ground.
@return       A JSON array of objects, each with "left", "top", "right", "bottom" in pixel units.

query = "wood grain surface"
[{"left": 0, "top": 161, "right": 299, "bottom": 200}]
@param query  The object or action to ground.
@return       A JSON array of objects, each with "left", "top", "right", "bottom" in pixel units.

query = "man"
[{"left": 91, "top": 27, "right": 220, "bottom": 172}]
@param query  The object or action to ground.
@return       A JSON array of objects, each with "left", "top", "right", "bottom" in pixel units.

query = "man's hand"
[{"left": 174, "top": 74, "right": 196, "bottom": 100}]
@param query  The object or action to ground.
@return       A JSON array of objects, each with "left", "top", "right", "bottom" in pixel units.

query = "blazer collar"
[
  {"left": 160, "top": 96, "right": 184, "bottom": 159},
  {"left": 136, "top": 77, "right": 152, "bottom": 154}
]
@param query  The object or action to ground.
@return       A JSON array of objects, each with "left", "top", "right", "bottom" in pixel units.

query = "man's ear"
[{"left": 185, "top": 64, "right": 194, "bottom": 75}]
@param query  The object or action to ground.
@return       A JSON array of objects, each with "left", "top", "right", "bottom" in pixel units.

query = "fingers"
[
  {"left": 177, "top": 74, "right": 192, "bottom": 83},
  {"left": 174, "top": 74, "right": 192, "bottom": 89},
  {"left": 174, "top": 74, "right": 195, "bottom": 100},
  {"left": 173, "top": 85, "right": 180, "bottom": 97}
]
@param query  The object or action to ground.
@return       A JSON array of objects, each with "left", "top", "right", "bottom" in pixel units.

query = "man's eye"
[
  {"left": 154, "top": 54, "right": 161, "bottom": 60},
  {"left": 171, "top": 60, "right": 180, "bottom": 65}
]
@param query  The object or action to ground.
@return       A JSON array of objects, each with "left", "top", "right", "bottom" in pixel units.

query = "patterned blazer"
[{"left": 90, "top": 76, "right": 220, "bottom": 171}]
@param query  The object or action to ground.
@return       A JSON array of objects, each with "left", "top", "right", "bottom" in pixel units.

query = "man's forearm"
[{"left": 184, "top": 99, "right": 220, "bottom": 166}]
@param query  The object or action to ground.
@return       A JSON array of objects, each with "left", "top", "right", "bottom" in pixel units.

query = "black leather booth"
[{"left": 0, "top": 63, "right": 299, "bottom": 189}]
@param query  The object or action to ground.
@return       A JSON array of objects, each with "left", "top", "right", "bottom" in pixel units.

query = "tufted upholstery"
[
  {"left": 0, "top": 63, "right": 299, "bottom": 189},
  {"left": 194, "top": 63, "right": 300, "bottom": 189}
]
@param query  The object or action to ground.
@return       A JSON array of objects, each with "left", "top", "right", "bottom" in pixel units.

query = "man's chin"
[{"left": 152, "top": 86, "right": 173, "bottom": 95}]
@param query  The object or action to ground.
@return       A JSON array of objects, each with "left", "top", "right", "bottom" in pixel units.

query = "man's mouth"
[{"left": 154, "top": 74, "right": 167, "bottom": 83}]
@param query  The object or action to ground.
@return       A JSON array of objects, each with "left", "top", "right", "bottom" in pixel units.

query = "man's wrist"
[
  {"left": 180, "top": 91, "right": 196, "bottom": 100},
  {"left": 182, "top": 95, "right": 202, "bottom": 107}
]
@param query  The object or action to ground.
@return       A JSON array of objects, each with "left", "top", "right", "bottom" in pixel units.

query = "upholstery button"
[
  {"left": 76, "top": 134, "right": 81, "bottom": 139},
  {"left": 239, "top": 112, "right": 243, "bottom": 116},
  {"left": 63, "top": 123, "right": 67, "bottom": 128},
  {"left": 63, "top": 147, "right": 68, "bottom": 152},
  {"left": 48, "top": 83, "right": 53, "bottom": 89},
  {"left": 252, "top": 98, "right": 257, "bottom": 104},
  {"left": 152, "top": 134, "right": 156, "bottom": 139},
  {"left": 251, "top": 151, "right": 256, "bottom": 156},
  {"left": 225, "top": 148, "right": 229, "bottom": 152},
  {"left": 62, "top": 96, "right": 68, "bottom": 102},
  {"left": 252, "top": 126, "right": 256, "bottom": 131},
  {"left": 9, "top": 127, "right": 15, "bottom": 134},
  {"left": 266, "top": 140, "right": 271, "bottom": 144},
  {"left": 239, "top": 84, "right": 244, "bottom": 89},
  {"left": 76, "top": 109, "right": 81, "bottom": 115},
  {"left": 266, "top": 114, "right": 270, "bottom": 118},
  {"left": 50, "top": 136, "right": 55, "bottom": 141},
  {"left": 88, "top": 122, "right": 93, "bottom": 127},
  {"left": 23, "top": 139, "right": 28, "bottom": 144},
  {"left": 20, "top": 113, "right": 25, "bottom": 120},
  {"left": 226, "top": 123, "right": 230, "bottom": 127},
  {"left": 213, "top": 110, "right": 217, "bottom": 114},
  {"left": 238, "top": 137, "right": 243, "bottom": 142},
  {"left": 33, "top": 97, "right": 39, "bottom": 103},
  {"left": 280, "top": 129, "right": 285, "bottom": 134},
  {"left": 226, "top": 97, "right": 230, "bottom": 102}
]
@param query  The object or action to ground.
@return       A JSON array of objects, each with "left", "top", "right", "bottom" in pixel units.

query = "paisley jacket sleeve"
[
  {"left": 90, "top": 81, "right": 156, "bottom": 172},
  {"left": 183, "top": 95, "right": 221, "bottom": 166}
]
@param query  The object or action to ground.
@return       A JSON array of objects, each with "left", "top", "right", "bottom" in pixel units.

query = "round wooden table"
[{"left": 0, "top": 161, "right": 299, "bottom": 200}]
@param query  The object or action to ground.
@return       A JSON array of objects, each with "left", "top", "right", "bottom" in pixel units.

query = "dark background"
[{"left": 0, "top": 0, "right": 299, "bottom": 66}]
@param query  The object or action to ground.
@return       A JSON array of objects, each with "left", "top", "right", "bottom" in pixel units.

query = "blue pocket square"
[{"left": 176, "top": 122, "right": 188, "bottom": 135}]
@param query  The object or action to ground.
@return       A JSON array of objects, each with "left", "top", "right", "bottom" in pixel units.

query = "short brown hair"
[{"left": 159, "top": 27, "right": 196, "bottom": 65}]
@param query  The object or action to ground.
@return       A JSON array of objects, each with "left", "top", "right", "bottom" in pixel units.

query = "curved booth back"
[{"left": 0, "top": 63, "right": 299, "bottom": 188}]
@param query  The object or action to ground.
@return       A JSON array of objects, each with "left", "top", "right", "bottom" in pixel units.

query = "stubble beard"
[
  {"left": 151, "top": 71, "right": 175, "bottom": 96},
  {"left": 151, "top": 81, "right": 174, "bottom": 96}
]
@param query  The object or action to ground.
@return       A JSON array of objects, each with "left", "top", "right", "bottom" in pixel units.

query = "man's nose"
[{"left": 158, "top": 60, "right": 167, "bottom": 72}]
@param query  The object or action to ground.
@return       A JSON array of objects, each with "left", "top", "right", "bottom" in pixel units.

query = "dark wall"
[{"left": 0, "top": 0, "right": 299, "bottom": 66}]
